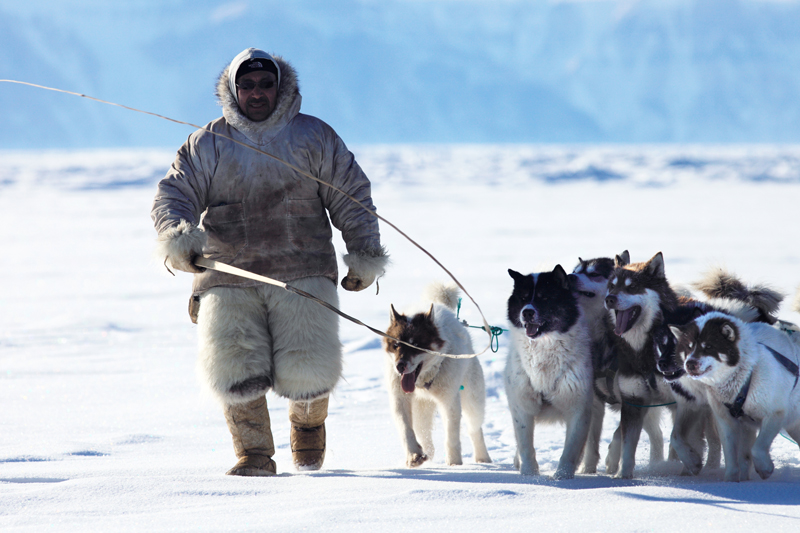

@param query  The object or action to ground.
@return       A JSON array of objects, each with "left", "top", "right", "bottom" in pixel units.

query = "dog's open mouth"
[
  {"left": 686, "top": 366, "right": 709, "bottom": 379},
  {"left": 614, "top": 306, "right": 642, "bottom": 336},
  {"left": 401, "top": 363, "right": 423, "bottom": 393},
  {"left": 658, "top": 362, "right": 685, "bottom": 381},
  {"left": 525, "top": 321, "right": 546, "bottom": 339}
]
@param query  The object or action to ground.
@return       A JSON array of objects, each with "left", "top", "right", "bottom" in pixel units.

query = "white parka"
[{"left": 151, "top": 54, "right": 386, "bottom": 295}]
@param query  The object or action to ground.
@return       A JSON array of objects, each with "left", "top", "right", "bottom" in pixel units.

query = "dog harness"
[
  {"left": 724, "top": 372, "right": 753, "bottom": 419},
  {"left": 759, "top": 343, "right": 800, "bottom": 389},
  {"left": 724, "top": 343, "right": 798, "bottom": 419}
]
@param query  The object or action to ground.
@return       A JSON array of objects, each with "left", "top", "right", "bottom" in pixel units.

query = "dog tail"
[
  {"left": 422, "top": 282, "right": 461, "bottom": 311},
  {"left": 693, "top": 267, "right": 783, "bottom": 323}
]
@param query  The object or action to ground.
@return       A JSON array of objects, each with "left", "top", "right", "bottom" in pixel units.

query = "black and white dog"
[
  {"left": 504, "top": 265, "right": 594, "bottom": 479},
  {"left": 571, "top": 251, "right": 668, "bottom": 475}
]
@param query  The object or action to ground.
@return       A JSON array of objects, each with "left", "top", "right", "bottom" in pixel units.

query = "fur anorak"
[{"left": 151, "top": 55, "right": 385, "bottom": 294}]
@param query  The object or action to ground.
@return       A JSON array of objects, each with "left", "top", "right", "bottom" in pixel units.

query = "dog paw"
[
  {"left": 407, "top": 453, "right": 428, "bottom": 467},
  {"left": 475, "top": 455, "right": 492, "bottom": 464},
  {"left": 552, "top": 468, "right": 575, "bottom": 480},
  {"left": 519, "top": 462, "right": 539, "bottom": 476},
  {"left": 754, "top": 458, "right": 774, "bottom": 480}
]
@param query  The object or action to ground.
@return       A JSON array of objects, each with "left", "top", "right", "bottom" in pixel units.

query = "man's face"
[{"left": 236, "top": 70, "right": 278, "bottom": 122}]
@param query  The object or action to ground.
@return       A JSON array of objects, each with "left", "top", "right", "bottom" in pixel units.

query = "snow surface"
[{"left": 2, "top": 144, "right": 800, "bottom": 531}]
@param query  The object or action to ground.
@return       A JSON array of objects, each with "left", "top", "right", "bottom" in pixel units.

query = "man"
[{"left": 151, "top": 48, "right": 388, "bottom": 476}]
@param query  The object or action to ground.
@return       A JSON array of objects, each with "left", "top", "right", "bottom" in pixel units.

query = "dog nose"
[
  {"left": 685, "top": 359, "right": 698, "bottom": 373},
  {"left": 605, "top": 294, "right": 617, "bottom": 309},
  {"left": 522, "top": 308, "right": 536, "bottom": 323},
  {"left": 396, "top": 361, "right": 407, "bottom": 374}
]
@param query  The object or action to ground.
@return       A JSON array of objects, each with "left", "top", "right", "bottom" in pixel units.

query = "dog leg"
[
  {"left": 618, "top": 403, "right": 645, "bottom": 479},
  {"left": 391, "top": 389, "right": 427, "bottom": 467},
  {"left": 460, "top": 367, "right": 491, "bottom": 463},
  {"left": 642, "top": 407, "right": 664, "bottom": 464},
  {"left": 710, "top": 400, "right": 744, "bottom": 482},
  {"left": 752, "top": 414, "right": 783, "bottom": 479},
  {"left": 555, "top": 401, "right": 593, "bottom": 480},
  {"left": 510, "top": 404, "right": 538, "bottom": 475},
  {"left": 438, "top": 392, "right": 463, "bottom": 466},
  {"left": 739, "top": 424, "right": 756, "bottom": 481},
  {"left": 578, "top": 396, "right": 605, "bottom": 474},
  {"left": 669, "top": 402, "right": 703, "bottom": 476},
  {"left": 606, "top": 424, "right": 622, "bottom": 475},
  {"left": 703, "top": 409, "right": 722, "bottom": 470},
  {"left": 412, "top": 396, "right": 437, "bottom": 461}
]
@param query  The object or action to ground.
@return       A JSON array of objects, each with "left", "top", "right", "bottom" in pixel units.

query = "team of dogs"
[{"left": 382, "top": 251, "right": 800, "bottom": 481}]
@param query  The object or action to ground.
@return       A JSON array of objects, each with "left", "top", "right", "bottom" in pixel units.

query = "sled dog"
[
  {"left": 570, "top": 251, "right": 667, "bottom": 475},
  {"left": 654, "top": 268, "right": 784, "bottom": 475},
  {"left": 504, "top": 265, "right": 594, "bottom": 479},
  {"left": 671, "top": 311, "right": 800, "bottom": 481},
  {"left": 383, "top": 282, "right": 492, "bottom": 468},
  {"left": 602, "top": 251, "right": 686, "bottom": 478}
]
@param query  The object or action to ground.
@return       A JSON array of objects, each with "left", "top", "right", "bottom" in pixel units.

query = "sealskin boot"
[
  {"left": 224, "top": 396, "right": 276, "bottom": 476},
  {"left": 289, "top": 396, "right": 328, "bottom": 471}
]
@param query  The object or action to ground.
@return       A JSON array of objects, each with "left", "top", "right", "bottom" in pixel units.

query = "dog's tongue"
[
  {"left": 401, "top": 372, "right": 416, "bottom": 393},
  {"left": 615, "top": 309, "right": 634, "bottom": 336}
]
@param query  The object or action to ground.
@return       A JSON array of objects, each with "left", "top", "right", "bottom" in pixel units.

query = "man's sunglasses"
[{"left": 236, "top": 79, "right": 277, "bottom": 91}]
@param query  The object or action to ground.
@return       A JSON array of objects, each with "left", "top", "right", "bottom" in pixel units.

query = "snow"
[{"left": 2, "top": 145, "right": 800, "bottom": 531}]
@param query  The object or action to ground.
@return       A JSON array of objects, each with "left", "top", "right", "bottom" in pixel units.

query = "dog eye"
[{"left": 392, "top": 342, "right": 400, "bottom": 349}]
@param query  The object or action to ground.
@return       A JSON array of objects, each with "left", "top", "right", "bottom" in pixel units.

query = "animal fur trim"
[
  {"left": 154, "top": 220, "right": 207, "bottom": 269},
  {"left": 342, "top": 245, "right": 390, "bottom": 279},
  {"left": 215, "top": 54, "right": 300, "bottom": 141}
]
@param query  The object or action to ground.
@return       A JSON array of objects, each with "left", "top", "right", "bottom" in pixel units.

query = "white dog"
[
  {"left": 383, "top": 283, "right": 492, "bottom": 467},
  {"left": 672, "top": 311, "right": 800, "bottom": 481}
]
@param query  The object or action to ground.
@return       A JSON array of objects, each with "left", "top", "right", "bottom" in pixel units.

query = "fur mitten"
[
  {"left": 341, "top": 246, "right": 390, "bottom": 292},
  {"left": 155, "top": 219, "right": 207, "bottom": 274}
]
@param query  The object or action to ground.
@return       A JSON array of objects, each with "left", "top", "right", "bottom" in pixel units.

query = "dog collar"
[
  {"left": 759, "top": 342, "right": 800, "bottom": 389},
  {"left": 724, "top": 371, "right": 753, "bottom": 419}
]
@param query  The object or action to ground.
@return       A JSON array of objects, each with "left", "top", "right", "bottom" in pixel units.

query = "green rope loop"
[{"left": 456, "top": 298, "right": 507, "bottom": 353}]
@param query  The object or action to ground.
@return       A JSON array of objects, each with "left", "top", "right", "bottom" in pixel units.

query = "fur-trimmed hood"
[{"left": 215, "top": 54, "right": 302, "bottom": 144}]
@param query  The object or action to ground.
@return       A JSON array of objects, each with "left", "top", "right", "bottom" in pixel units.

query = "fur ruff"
[
  {"left": 215, "top": 55, "right": 301, "bottom": 143},
  {"left": 342, "top": 245, "right": 390, "bottom": 279},
  {"left": 154, "top": 219, "right": 206, "bottom": 269}
]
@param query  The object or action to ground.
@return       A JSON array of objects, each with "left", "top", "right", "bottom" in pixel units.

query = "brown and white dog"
[{"left": 383, "top": 283, "right": 492, "bottom": 468}]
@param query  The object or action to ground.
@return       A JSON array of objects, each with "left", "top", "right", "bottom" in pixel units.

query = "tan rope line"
[
  {"left": 195, "top": 258, "right": 483, "bottom": 359},
  {"left": 0, "top": 79, "right": 493, "bottom": 356}
]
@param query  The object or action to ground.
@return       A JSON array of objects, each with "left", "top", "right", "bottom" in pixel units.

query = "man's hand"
[
  {"left": 166, "top": 253, "right": 206, "bottom": 274},
  {"left": 341, "top": 268, "right": 375, "bottom": 292}
]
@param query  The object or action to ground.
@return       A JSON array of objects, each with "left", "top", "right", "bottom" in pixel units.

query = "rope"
[
  {"left": 456, "top": 298, "right": 507, "bottom": 353},
  {"left": 0, "top": 79, "right": 496, "bottom": 357}
]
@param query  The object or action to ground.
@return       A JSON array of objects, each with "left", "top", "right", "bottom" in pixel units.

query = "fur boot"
[
  {"left": 224, "top": 396, "right": 276, "bottom": 476},
  {"left": 289, "top": 396, "right": 328, "bottom": 470}
]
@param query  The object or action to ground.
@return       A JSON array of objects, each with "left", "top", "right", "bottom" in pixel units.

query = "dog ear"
[
  {"left": 721, "top": 323, "right": 737, "bottom": 342},
  {"left": 390, "top": 304, "right": 404, "bottom": 324},
  {"left": 615, "top": 251, "right": 630, "bottom": 268},
  {"left": 552, "top": 264, "right": 569, "bottom": 290},
  {"left": 669, "top": 325, "right": 684, "bottom": 341},
  {"left": 508, "top": 269, "right": 524, "bottom": 283},
  {"left": 646, "top": 252, "right": 665, "bottom": 278},
  {"left": 425, "top": 303, "right": 435, "bottom": 320}
]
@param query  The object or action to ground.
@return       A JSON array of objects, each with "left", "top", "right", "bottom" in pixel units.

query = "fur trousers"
[{"left": 196, "top": 276, "right": 342, "bottom": 404}]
